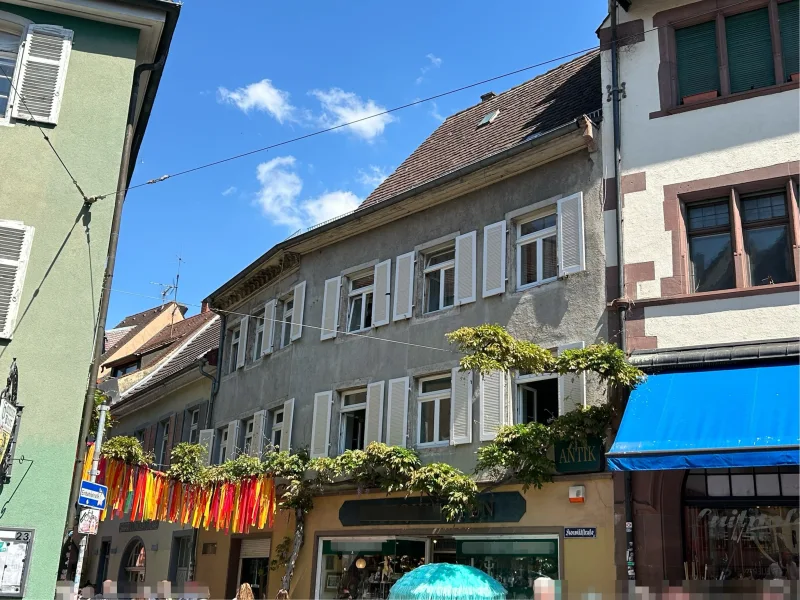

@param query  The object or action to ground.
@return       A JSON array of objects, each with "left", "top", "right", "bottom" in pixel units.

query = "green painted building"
[{"left": 0, "top": 1, "right": 179, "bottom": 597}]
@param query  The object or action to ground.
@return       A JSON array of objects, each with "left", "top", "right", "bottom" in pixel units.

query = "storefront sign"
[
  {"left": 554, "top": 437, "right": 604, "bottom": 474},
  {"left": 564, "top": 527, "right": 596, "bottom": 538},
  {"left": 339, "top": 492, "right": 526, "bottom": 526},
  {"left": 119, "top": 520, "right": 159, "bottom": 533}
]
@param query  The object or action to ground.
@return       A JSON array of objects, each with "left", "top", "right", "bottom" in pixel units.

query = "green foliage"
[
  {"left": 309, "top": 443, "right": 421, "bottom": 493},
  {"left": 408, "top": 463, "right": 478, "bottom": 521},
  {"left": 166, "top": 442, "right": 207, "bottom": 485},
  {"left": 91, "top": 391, "right": 116, "bottom": 439},
  {"left": 447, "top": 325, "right": 645, "bottom": 388},
  {"left": 548, "top": 404, "right": 613, "bottom": 443},
  {"left": 101, "top": 436, "right": 153, "bottom": 465},
  {"left": 269, "top": 536, "right": 292, "bottom": 572}
]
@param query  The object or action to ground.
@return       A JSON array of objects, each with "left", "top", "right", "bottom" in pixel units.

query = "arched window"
[
  {"left": 683, "top": 467, "right": 799, "bottom": 581},
  {"left": 121, "top": 538, "right": 146, "bottom": 583}
]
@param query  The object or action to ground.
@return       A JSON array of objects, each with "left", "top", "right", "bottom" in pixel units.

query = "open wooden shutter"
[
  {"left": 0, "top": 221, "right": 34, "bottom": 340},
  {"left": 386, "top": 377, "right": 409, "bottom": 447},
  {"left": 290, "top": 281, "right": 306, "bottom": 341},
  {"left": 144, "top": 423, "right": 158, "bottom": 452},
  {"left": 364, "top": 381, "right": 385, "bottom": 445},
  {"left": 175, "top": 410, "right": 186, "bottom": 443},
  {"left": 558, "top": 342, "right": 586, "bottom": 415},
  {"left": 454, "top": 231, "right": 476, "bottom": 305},
  {"left": 226, "top": 420, "right": 240, "bottom": 459},
  {"left": 726, "top": 7, "right": 775, "bottom": 93},
  {"left": 310, "top": 391, "right": 332, "bottom": 458},
  {"left": 251, "top": 410, "right": 267, "bottom": 457},
  {"left": 480, "top": 371, "right": 505, "bottom": 441},
  {"left": 482, "top": 221, "right": 506, "bottom": 298},
  {"left": 163, "top": 413, "right": 177, "bottom": 467},
  {"left": 280, "top": 399, "right": 294, "bottom": 452},
  {"left": 392, "top": 252, "right": 415, "bottom": 321},
  {"left": 320, "top": 276, "right": 341, "bottom": 341},
  {"left": 557, "top": 192, "right": 585, "bottom": 276},
  {"left": 11, "top": 25, "right": 72, "bottom": 124},
  {"left": 779, "top": 0, "right": 799, "bottom": 81},
  {"left": 371, "top": 260, "right": 391, "bottom": 328},
  {"left": 198, "top": 429, "right": 215, "bottom": 466},
  {"left": 236, "top": 317, "right": 249, "bottom": 369},
  {"left": 675, "top": 21, "right": 720, "bottom": 100},
  {"left": 450, "top": 367, "right": 473, "bottom": 446},
  {"left": 262, "top": 300, "right": 277, "bottom": 356}
]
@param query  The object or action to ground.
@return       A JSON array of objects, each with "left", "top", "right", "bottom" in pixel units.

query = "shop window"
[
  {"left": 339, "top": 390, "right": 367, "bottom": 452},
  {"left": 417, "top": 375, "right": 451, "bottom": 447},
  {"left": 683, "top": 466, "right": 800, "bottom": 581},
  {"left": 171, "top": 534, "right": 192, "bottom": 585},
  {"left": 347, "top": 273, "right": 374, "bottom": 333},
  {"left": 516, "top": 212, "right": 557, "bottom": 289},
  {"left": 121, "top": 539, "right": 146, "bottom": 583},
  {"left": 515, "top": 375, "right": 559, "bottom": 425},
  {"left": 423, "top": 247, "right": 455, "bottom": 313}
]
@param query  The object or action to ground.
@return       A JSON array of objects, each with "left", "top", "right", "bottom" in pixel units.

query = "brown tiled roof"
[
  {"left": 118, "top": 315, "right": 220, "bottom": 402},
  {"left": 104, "top": 326, "right": 134, "bottom": 351},
  {"left": 136, "top": 311, "right": 216, "bottom": 354},
  {"left": 361, "top": 51, "right": 600, "bottom": 209},
  {"left": 100, "top": 302, "right": 187, "bottom": 362}
]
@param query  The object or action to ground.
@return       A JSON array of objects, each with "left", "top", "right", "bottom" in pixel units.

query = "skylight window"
[{"left": 477, "top": 109, "right": 499, "bottom": 127}]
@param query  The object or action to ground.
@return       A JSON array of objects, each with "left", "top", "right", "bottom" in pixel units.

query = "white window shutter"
[
  {"left": 450, "top": 367, "right": 473, "bottom": 446},
  {"left": 310, "top": 391, "right": 332, "bottom": 458},
  {"left": 0, "top": 221, "right": 34, "bottom": 340},
  {"left": 482, "top": 221, "right": 506, "bottom": 297},
  {"left": 454, "top": 231, "right": 476, "bottom": 305},
  {"left": 557, "top": 192, "right": 585, "bottom": 276},
  {"left": 480, "top": 371, "right": 506, "bottom": 441},
  {"left": 364, "top": 381, "right": 385, "bottom": 445},
  {"left": 290, "top": 281, "right": 306, "bottom": 341},
  {"left": 371, "top": 260, "right": 391, "bottom": 328},
  {"left": 11, "top": 25, "right": 73, "bottom": 124},
  {"left": 225, "top": 420, "right": 240, "bottom": 460},
  {"left": 198, "top": 429, "right": 215, "bottom": 466},
  {"left": 392, "top": 252, "right": 415, "bottom": 321},
  {"left": 320, "top": 276, "right": 341, "bottom": 341},
  {"left": 558, "top": 342, "right": 586, "bottom": 415},
  {"left": 251, "top": 410, "right": 267, "bottom": 457},
  {"left": 262, "top": 299, "right": 277, "bottom": 356},
  {"left": 236, "top": 317, "right": 249, "bottom": 369},
  {"left": 280, "top": 398, "right": 294, "bottom": 452},
  {"left": 386, "top": 377, "right": 409, "bottom": 447}
]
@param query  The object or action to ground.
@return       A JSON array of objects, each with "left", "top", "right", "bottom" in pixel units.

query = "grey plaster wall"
[{"left": 212, "top": 145, "right": 607, "bottom": 473}]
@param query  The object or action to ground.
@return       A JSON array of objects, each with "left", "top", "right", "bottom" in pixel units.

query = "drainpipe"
[
  {"left": 609, "top": 0, "right": 635, "bottom": 583},
  {"left": 62, "top": 58, "right": 165, "bottom": 574},
  {"left": 188, "top": 313, "right": 226, "bottom": 582}
]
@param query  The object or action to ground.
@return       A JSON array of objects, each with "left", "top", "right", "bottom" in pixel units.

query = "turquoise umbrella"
[{"left": 388, "top": 563, "right": 507, "bottom": 600}]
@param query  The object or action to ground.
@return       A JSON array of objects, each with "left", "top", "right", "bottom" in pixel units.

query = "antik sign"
[{"left": 554, "top": 437, "right": 604, "bottom": 474}]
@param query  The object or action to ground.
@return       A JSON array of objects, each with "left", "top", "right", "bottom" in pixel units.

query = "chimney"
[
  {"left": 201, "top": 300, "right": 211, "bottom": 314},
  {"left": 480, "top": 91, "right": 496, "bottom": 102}
]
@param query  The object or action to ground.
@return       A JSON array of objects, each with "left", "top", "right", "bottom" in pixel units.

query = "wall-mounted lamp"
[{"left": 355, "top": 558, "right": 366, "bottom": 569}]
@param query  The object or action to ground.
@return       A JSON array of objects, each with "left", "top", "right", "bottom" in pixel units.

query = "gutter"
[{"left": 206, "top": 116, "right": 588, "bottom": 305}]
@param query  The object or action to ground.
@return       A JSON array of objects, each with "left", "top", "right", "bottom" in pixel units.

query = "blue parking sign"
[{"left": 78, "top": 480, "right": 107, "bottom": 510}]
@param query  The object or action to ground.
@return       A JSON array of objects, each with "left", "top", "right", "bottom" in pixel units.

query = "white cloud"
[
  {"left": 416, "top": 53, "right": 443, "bottom": 84},
  {"left": 430, "top": 102, "right": 445, "bottom": 123},
  {"left": 357, "top": 165, "right": 390, "bottom": 188},
  {"left": 218, "top": 79, "right": 295, "bottom": 123},
  {"left": 254, "top": 156, "right": 360, "bottom": 230},
  {"left": 222, "top": 186, "right": 237, "bottom": 196},
  {"left": 310, "top": 88, "right": 394, "bottom": 142}
]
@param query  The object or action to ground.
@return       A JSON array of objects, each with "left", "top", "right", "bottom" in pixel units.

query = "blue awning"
[{"left": 607, "top": 363, "right": 800, "bottom": 471}]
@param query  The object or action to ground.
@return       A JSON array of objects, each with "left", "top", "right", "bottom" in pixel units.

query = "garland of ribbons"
[{"left": 85, "top": 444, "right": 276, "bottom": 534}]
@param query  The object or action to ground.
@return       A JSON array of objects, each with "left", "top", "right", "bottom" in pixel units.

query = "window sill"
[
  {"left": 516, "top": 276, "right": 559, "bottom": 293},
  {"left": 650, "top": 81, "right": 800, "bottom": 119},
  {"left": 619, "top": 281, "right": 799, "bottom": 308},
  {"left": 412, "top": 305, "right": 460, "bottom": 324},
  {"left": 416, "top": 441, "right": 450, "bottom": 450}
]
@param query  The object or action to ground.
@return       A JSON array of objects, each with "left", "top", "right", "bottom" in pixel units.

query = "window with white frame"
[
  {"left": 515, "top": 373, "right": 559, "bottom": 425},
  {"left": 253, "top": 315, "right": 265, "bottom": 359},
  {"left": 0, "top": 20, "right": 22, "bottom": 121},
  {"left": 242, "top": 417, "right": 254, "bottom": 455},
  {"left": 423, "top": 247, "right": 455, "bottom": 313},
  {"left": 347, "top": 273, "right": 374, "bottom": 333},
  {"left": 339, "top": 389, "right": 367, "bottom": 452},
  {"left": 217, "top": 427, "right": 228, "bottom": 464},
  {"left": 228, "top": 326, "right": 241, "bottom": 374},
  {"left": 516, "top": 212, "right": 558, "bottom": 289},
  {"left": 157, "top": 419, "right": 170, "bottom": 467},
  {"left": 188, "top": 409, "right": 200, "bottom": 444},
  {"left": 270, "top": 408, "right": 284, "bottom": 449},
  {"left": 281, "top": 296, "right": 294, "bottom": 349},
  {"left": 417, "top": 375, "right": 451, "bottom": 447}
]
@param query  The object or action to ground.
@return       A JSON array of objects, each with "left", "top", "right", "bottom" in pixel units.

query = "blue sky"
[{"left": 107, "top": 1, "right": 606, "bottom": 325}]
